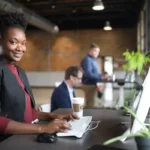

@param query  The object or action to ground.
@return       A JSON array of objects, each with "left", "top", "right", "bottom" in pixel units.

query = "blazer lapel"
[{"left": 17, "top": 67, "right": 35, "bottom": 108}]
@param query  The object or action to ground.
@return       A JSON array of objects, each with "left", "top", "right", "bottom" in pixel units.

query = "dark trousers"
[{"left": 82, "top": 84, "right": 101, "bottom": 107}]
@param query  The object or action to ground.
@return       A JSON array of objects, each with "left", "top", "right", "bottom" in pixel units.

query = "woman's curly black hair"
[{"left": 0, "top": 12, "right": 27, "bottom": 37}]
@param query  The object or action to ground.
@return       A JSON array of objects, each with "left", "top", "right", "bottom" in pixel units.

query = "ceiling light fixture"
[
  {"left": 103, "top": 21, "right": 112, "bottom": 31},
  {"left": 92, "top": 0, "right": 104, "bottom": 11}
]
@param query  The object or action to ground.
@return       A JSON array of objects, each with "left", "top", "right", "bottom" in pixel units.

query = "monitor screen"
[
  {"left": 121, "top": 67, "right": 150, "bottom": 141},
  {"left": 131, "top": 67, "right": 150, "bottom": 133}
]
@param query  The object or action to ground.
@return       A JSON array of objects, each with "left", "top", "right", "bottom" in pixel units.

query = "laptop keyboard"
[{"left": 57, "top": 116, "right": 92, "bottom": 138}]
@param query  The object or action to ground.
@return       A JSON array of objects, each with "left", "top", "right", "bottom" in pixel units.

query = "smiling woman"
[
  {"left": 0, "top": 13, "right": 27, "bottom": 63},
  {"left": 2, "top": 28, "right": 26, "bottom": 62},
  {"left": 0, "top": 12, "right": 78, "bottom": 142}
]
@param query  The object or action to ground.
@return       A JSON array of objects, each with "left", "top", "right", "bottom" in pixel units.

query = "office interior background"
[{"left": 0, "top": 0, "right": 148, "bottom": 107}]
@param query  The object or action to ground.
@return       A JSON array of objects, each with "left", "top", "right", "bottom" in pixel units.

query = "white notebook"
[{"left": 57, "top": 116, "right": 92, "bottom": 138}]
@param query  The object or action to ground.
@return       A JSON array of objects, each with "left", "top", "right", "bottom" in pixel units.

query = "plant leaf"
[
  {"left": 104, "top": 132, "right": 145, "bottom": 145},
  {"left": 124, "top": 106, "right": 148, "bottom": 131},
  {"left": 122, "top": 48, "right": 150, "bottom": 74},
  {"left": 103, "top": 106, "right": 150, "bottom": 146}
]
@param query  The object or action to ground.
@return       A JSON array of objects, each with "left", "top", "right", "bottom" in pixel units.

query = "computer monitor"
[
  {"left": 121, "top": 67, "right": 150, "bottom": 141},
  {"left": 131, "top": 68, "right": 150, "bottom": 133},
  {"left": 120, "top": 88, "right": 143, "bottom": 142}
]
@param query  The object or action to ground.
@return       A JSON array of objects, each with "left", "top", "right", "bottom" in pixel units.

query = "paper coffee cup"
[{"left": 72, "top": 97, "right": 84, "bottom": 118}]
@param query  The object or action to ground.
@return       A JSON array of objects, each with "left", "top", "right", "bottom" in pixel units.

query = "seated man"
[{"left": 51, "top": 66, "right": 83, "bottom": 112}]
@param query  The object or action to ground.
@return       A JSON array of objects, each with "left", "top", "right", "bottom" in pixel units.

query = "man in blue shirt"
[
  {"left": 51, "top": 66, "right": 83, "bottom": 112},
  {"left": 81, "top": 44, "right": 108, "bottom": 107}
]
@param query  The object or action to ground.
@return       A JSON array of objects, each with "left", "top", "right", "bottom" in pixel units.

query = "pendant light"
[
  {"left": 92, "top": 0, "right": 104, "bottom": 11},
  {"left": 103, "top": 21, "right": 112, "bottom": 31}
]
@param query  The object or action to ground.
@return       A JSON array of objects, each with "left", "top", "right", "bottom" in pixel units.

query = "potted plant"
[
  {"left": 122, "top": 48, "right": 150, "bottom": 83},
  {"left": 103, "top": 106, "right": 150, "bottom": 150},
  {"left": 123, "top": 48, "right": 150, "bottom": 74}
]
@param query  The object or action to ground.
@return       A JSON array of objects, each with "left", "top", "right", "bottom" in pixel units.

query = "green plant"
[
  {"left": 103, "top": 106, "right": 150, "bottom": 145},
  {"left": 122, "top": 48, "right": 150, "bottom": 74}
]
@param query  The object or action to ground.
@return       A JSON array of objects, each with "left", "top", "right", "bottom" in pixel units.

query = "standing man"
[
  {"left": 81, "top": 43, "right": 108, "bottom": 107},
  {"left": 51, "top": 66, "right": 83, "bottom": 112}
]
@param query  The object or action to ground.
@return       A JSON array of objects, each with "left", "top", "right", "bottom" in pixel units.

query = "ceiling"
[{"left": 5, "top": 0, "right": 146, "bottom": 30}]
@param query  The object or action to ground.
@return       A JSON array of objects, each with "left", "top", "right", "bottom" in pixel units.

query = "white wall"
[{"left": 26, "top": 72, "right": 65, "bottom": 87}]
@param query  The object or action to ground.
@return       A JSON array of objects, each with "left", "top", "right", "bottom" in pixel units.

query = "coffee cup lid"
[{"left": 72, "top": 97, "right": 84, "bottom": 104}]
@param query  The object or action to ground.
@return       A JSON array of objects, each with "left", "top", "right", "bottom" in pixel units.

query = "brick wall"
[{"left": 17, "top": 28, "right": 136, "bottom": 71}]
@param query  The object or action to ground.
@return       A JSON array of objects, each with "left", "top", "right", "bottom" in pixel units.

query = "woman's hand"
[
  {"left": 40, "top": 119, "right": 72, "bottom": 133},
  {"left": 50, "top": 113, "right": 79, "bottom": 120}
]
